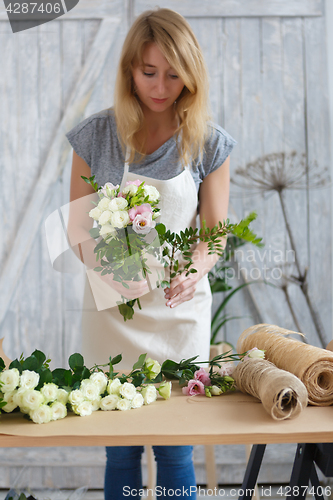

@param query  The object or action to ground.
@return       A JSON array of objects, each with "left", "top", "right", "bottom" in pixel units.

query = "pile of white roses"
[
  {"left": 69, "top": 375, "right": 171, "bottom": 416},
  {"left": 0, "top": 368, "right": 69, "bottom": 424},
  {"left": 0, "top": 354, "right": 171, "bottom": 424}
]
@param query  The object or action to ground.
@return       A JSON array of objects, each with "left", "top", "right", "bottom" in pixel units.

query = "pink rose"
[
  {"left": 128, "top": 204, "right": 153, "bottom": 222},
  {"left": 125, "top": 180, "right": 142, "bottom": 187},
  {"left": 194, "top": 368, "right": 211, "bottom": 386},
  {"left": 219, "top": 362, "right": 234, "bottom": 377},
  {"left": 182, "top": 379, "right": 205, "bottom": 396},
  {"left": 100, "top": 182, "right": 118, "bottom": 197},
  {"left": 132, "top": 212, "right": 156, "bottom": 234}
]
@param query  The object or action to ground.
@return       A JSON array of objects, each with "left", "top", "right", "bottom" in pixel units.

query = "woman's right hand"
[{"left": 100, "top": 272, "right": 150, "bottom": 301}]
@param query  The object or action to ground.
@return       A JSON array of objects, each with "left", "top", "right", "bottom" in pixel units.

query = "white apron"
[{"left": 81, "top": 160, "right": 212, "bottom": 370}]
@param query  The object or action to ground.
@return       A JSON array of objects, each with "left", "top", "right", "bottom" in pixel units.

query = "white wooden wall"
[{"left": 0, "top": 0, "right": 331, "bottom": 488}]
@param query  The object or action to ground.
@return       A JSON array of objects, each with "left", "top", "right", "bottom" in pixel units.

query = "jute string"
[
  {"left": 233, "top": 358, "right": 308, "bottom": 420},
  {"left": 237, "top": 324, "right": 333, "bottom": 406}
]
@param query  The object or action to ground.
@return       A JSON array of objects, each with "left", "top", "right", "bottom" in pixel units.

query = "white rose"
[
  {"left": 90, "top": 372, "right": 108, "bottom": 394},
  {"left": 0, "top": 368, "right": 20, "bottom": 392},
  {"left": 20, "top": 370, "right": 40, "bottom": 390},
  {"left": 141, "top": 385, "right": 157, "bottom": 405},
  {"left": 116, "top": 398, "right": 131, "bottom": 411},
  {"left": 143, "top": 185, "right": 160, "bottom": 202},
  {"left": 22, "top": 389, "right": 44, "bottom": 411},
  {"left": 210, "top": 385, "right": 222, "bottom": 396},
  {"left": 56, "top": 388, "right": 69, "bottom": 405},
  {"left": 2, "top": 390, "right": 18, "bottom": 413},
  {"left": 144, "top": 358, "right": 161, "bottom": 380},
  {"left": 30, "top": 404, "right": 53, "bottom": 424},
  {"left": 98, "top": 197, "right": 112, "bottom": 211},
  {"left": 100, "top": 394, "right": 119, "bottom": 411},
  {"left": 119, "top": 382, "right": 137, "bottom": 401},
  {"left": 122, "top": 184, "right": 138, "bottom": 196},
  {"left": 109, "top": 197, "right": 128, "bottom": 212},
  {"left": 68, "top": 389, "right": 85, "bottom": 406},
  {"left": 131, "top": 393, "right": 144, "bottom": 409},
  {"left": 247, "top": 348, "right": 265, "bottom": 360},
  {"left": 91, "top": 398, "right": 101, "bottom": 412},
  {"left": 107, "top": 378, "right": 122, "bottom": 395},
  {"left": 50, "top": 401, "right": 67, "bottom": 421},
  {"left": 89, "top": 207, "right": 102, "bottom": 221},
  {"left": 80, "top": 380, "right": 101, "bottom": 401},
  {"left": 98, "top": 210, "right": 112, "bottom": 225},
  {"left": 73, "top": 400, "right": 93, "bottom": 417},
  {"left": 40, "top": 383, "right": 58, "bottom": 403},
  {"left": 100, "top": 223, "right": 116, "bottom": 239},
  {"left": 110, "top": 210, "right": 130, "bottom": 228},
  {"left": 13, "top": 387, "right": 27, "bottom": 407}
]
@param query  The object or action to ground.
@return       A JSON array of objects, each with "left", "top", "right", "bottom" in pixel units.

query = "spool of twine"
[
  {"left": 233, "top": 358, "right": 308, "bottom": 420},
  {"left": 237, "top": 324, "right": 333, "bottom": 406}
]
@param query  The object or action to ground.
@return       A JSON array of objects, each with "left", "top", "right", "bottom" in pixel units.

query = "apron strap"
[{"left": 119, "top": 147, "right": 131, "bottom": 191}]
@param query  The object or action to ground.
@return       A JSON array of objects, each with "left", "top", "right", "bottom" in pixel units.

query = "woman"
[{"left": 66, "top": 8, "right": 236, "bottom": 499}]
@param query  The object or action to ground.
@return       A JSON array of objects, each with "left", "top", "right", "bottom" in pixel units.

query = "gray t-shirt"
[{"left": 66, "top": 108, "right": 236, "bottom": 193}]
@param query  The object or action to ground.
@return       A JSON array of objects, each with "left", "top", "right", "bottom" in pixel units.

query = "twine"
[
  {"left": 233, "top": 358, "right": 308, "bottom": 420},
  {"left": 237, "top": 324, "right": 333, "bottom": 406}
]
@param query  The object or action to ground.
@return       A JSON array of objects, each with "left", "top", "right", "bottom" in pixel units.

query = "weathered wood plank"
[
  {"left": 222, "top": 18, "right": 258, "bottom": 342},
  {"left": 134, "top": 0, "right": 323, "bottom": 18},
  {"left": 187, "top": 18, "right": 223, "bottom": 125},
  {"left": 303, "top": 15, "right": 332, "bottom": 344},
  {"left": 0, "top": 18, "right": 121, "bottom": 329},
  {"left": 224, "top": 18, "right": 270, "bottom": 344},
  {"left": 230, "top": 17, "right": 284, "bottom": 331},
  {"left": 38, "top": 22, "right": 63, "bottom": 366},
  {"left": 279, "top": 18, "right": 316, "bottom": 341},
  {"left": 0, "top": 0, "right": 123, "bottom": 20},
  {"left": 0, "top": 22, "right": 20, "bottom": 359},
  {"left": 259, "top": 17, "right": 294, "bottom": 332},
  {"left": 60, "top": 19, "right": 88, "bottom": 365},
  {"left": 5, "top": 23, "right": 41, "bottom": 360}
]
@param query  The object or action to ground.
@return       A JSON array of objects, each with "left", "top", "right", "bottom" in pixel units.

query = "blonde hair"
[{"left": 114, "top": 8, "right": 211, "bottom": 166}]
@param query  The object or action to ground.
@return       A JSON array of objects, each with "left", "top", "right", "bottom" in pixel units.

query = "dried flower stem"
[{"left": 278, "top": 191, "right": 327, "bottom": 347}]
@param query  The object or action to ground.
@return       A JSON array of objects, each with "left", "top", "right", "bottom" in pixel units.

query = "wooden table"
[{"left": 0, "top": 386, "right": 332, "bottom": 448}]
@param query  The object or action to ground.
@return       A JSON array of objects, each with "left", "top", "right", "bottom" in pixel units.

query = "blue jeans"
[{"left": 104, "top": 445, "right": 196, "bottom": 499}]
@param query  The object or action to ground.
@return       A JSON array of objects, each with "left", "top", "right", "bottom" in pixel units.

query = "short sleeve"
[
  {"left": 66, "top": 115, "right": 97, "bottom": 168},
  {"left": 198, "top": 123, "right": 237, "bottom": 180}
]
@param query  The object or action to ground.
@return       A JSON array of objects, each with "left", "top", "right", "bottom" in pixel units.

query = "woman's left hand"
[{"left": 164, "top": 269, "right": 199, "bottom": 308}]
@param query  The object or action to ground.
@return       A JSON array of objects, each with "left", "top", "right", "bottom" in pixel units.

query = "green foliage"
[
  {"left": 81, "top": 174, "right": 99, "bottom": 192},
  {"left": 208, "top": 234, "right": 263, "bottom": 344},
  {"left": 0, "top": 357, "right": 6, "bottom": 372}
]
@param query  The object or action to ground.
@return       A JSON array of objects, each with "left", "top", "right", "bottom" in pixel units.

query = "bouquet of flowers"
[
  {"left": 83, "top": 176, "right": 163, "bottom": 320},
  {"left": 0, "top": 350, "right": 171, "bottom": 424},
  {"left": 162, "top": 347, "right": 265, "bottom": 397},
  {"left": 83, "top": 175, "right": 263, "bottom": 321},
  {"left": 0, "top": 348, "right": 265, "bottom": 423}
]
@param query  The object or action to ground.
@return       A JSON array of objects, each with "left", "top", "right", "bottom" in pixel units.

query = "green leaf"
[
  {"left": 22, "top": 356, "right": 38, "bottom": 371},
  {"left": 89, "top": 227, "right": 101, "bottom": 239},
  {"left": 118, "top": 303, "right": 135, "bottom": 321},
  {"left": 155, "top": 223, "right": 166, "bottom": 235},
  {"left": 111, "top": 354, "right": 122, "bottom": 365},
  {"left": 52, "top": 368, "right": 68, "bottom": 385},
  {"left": 31, "top": 349, "right": 46, "bottom": 368},
  {"left": 0, "top": 357, "right": 5, "bottom": 372},
  {"left": 64, "top": 370, "right": 73, "bottom": 386},
  {"left": 132, "top": 353, "right": 147, "bottom": 370},
  {"left": 68, "top": 353, "right": 84, "bottom": 371},
  {"left": 38, "top": 368, "right": 53, "bottom": 388}
]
